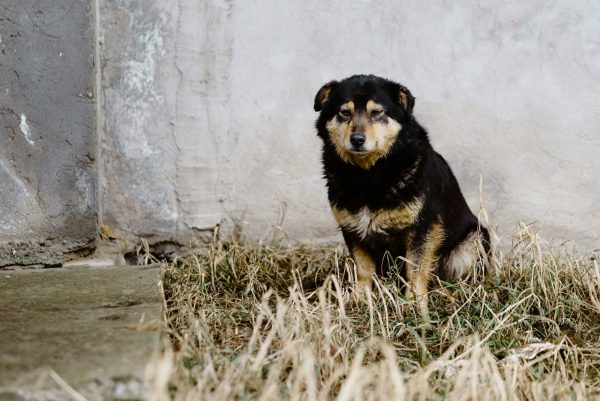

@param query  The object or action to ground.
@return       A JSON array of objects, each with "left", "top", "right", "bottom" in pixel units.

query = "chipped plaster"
[{"left": 18, "top": 114, "right": 35, "bottom": 146}]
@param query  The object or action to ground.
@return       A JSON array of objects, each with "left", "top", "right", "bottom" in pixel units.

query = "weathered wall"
[
  {"left": 1, "top": 1, "right": 598, "bottom": 265},
  {"left": 98, "top": 0, "right": 236, "bottom": 250},
  {"left": 0, "top": 1, "right": 97, "bottom": 265},
  {"left": 98, "top": 0, "right": 178, "bottom": 245},
  {"left": 98, "top": 1, "right": 599, "bottom": 251}
]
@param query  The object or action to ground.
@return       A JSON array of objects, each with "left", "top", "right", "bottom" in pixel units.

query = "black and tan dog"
[{"left": 314, "top": 74, "right": 490, "bottom": 319}]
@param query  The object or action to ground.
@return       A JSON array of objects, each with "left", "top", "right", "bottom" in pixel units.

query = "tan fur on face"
[
  {"left": 339, "top": 101, "right": 355, "bottom": 114},
  {"left": 325, "top": 100, "right": 402, "bottom": 170},
  {"left": 332, "top": 197, "right": 423, "bottom": 240}
]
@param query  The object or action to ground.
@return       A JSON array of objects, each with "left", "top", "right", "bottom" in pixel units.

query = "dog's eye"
[
  {"left": 338, "top": 110, "right": 352, "bottom": 119},
  {"left": 371, "top": 109, "right": 384, "bottom": 117}
]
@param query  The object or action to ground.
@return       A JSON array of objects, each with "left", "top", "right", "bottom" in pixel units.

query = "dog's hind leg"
[{"left": 444, "top": 230, "right": 489, "bottom": 280}]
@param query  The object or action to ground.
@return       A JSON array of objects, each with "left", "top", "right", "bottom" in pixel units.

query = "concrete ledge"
[{"left": 0, "top": 265, "right": 163, "bottom": 400}]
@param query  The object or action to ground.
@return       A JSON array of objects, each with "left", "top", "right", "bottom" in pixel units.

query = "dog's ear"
[
  {"left": 314, "top": 81, "right": 338, "bottom": 112},
  {"left": 389, "top": 83, "right": 415, "bottom": 117},
  {"left": 397, "top": 84, "right": 415, "bottom": 116}
]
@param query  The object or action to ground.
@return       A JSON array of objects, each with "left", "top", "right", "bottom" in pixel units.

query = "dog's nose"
[{"left": 350, "top": 132, "right": 366, "bottom": 148}]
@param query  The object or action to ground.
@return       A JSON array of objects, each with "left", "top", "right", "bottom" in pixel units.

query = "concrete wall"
[
  {"left": 2, "top": 1, "right": 598, "bottom": 264},
  {"left": 0, "top": 0, "right": 97, "bottom": 265},
  {"left": 98, "top": 0, "right": 600, "bottom": 251}
]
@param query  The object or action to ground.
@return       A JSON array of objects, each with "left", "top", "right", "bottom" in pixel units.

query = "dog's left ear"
[
  {"left": 392, "top": 83, "right": 415, "bottom": 117},
  {"left": 398, "top": 85, "right": 415, "bottom": 116},
  {"left": 314, "top": 81, "right": 338, "bottom": 112}
]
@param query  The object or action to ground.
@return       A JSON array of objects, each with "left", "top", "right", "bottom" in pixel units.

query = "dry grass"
[{"left": 150, "top": 224, "right": 600, "bottom": 400}]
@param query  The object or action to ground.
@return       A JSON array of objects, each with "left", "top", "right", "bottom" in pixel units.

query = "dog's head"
[{"left": 314, "top": 75, "right": 415, "bottom": 169}]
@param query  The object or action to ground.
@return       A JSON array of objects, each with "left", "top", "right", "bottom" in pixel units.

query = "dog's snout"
[{"left": 350, "top": 132, "right": 366, "bottom": 148}]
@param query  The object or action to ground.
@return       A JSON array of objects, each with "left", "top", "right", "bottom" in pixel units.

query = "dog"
[{"left": 313, "top": 74, "right": 490, "bottom": 320}]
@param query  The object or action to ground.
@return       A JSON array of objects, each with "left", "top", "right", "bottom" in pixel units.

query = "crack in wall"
[{"left": 94, "top": 0, "right": 105, "bottom": 233}]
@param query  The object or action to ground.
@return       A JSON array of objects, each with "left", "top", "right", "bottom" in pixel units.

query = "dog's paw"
[{"left": 350, "top": 281, "right": 373, "bottom": 304}]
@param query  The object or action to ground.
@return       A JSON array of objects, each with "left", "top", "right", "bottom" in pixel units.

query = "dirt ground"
[{"left": 0, "top": 264, "right": 162, "bottom": 401}]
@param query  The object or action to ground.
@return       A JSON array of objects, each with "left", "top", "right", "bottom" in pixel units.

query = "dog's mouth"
[
  {"left": 348, "top": 148, "right": 370, "bottom": 155},
  {"left": 346, "top": 142, "right": 377, "bottom": 155},
  {"left": 338, "top": 142, "right": 382, "bottom": 169}
]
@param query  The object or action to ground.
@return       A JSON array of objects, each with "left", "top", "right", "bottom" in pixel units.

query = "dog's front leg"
[
  {"left": 350, "top": 246, "right": 376, "bottom": 296},
  {"left": 405, "top": 249, "right": 432, "bottom": 323},
  {"left": 342, "top": 231, "right": 376, "bottom": 296},
  {"left": 405, "top": 224, "right": 445, "bottom": 323}
]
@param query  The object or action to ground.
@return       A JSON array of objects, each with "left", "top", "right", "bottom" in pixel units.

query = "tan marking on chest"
[{"left": 332, "top": 197, "right": 423, "bottom": 240}]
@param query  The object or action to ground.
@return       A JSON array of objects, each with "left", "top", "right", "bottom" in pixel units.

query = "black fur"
[{"left": 315, "top": 74, "right": 489, "bottom": 280}]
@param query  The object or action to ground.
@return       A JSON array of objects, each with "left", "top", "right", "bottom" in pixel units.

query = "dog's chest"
[{"left": 332, "top": 198, "right": 423, "bottom": 240}]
